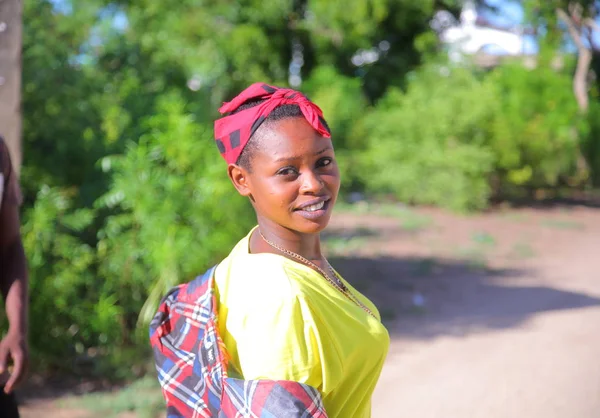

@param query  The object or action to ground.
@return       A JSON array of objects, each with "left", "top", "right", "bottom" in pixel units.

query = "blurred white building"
[{"left": 432, "top": 0, "right": 528, "bottom": 63}]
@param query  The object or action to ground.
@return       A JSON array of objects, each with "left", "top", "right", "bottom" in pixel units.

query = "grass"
[
  {"left": 501, "top": 212, "right": 529, "bottom": 222},
  {"left": 61, "top": 376, "right": 164, "bottom": 418},
  {"left": 509, "top": 242, "right": 536, "bottom": 259},
  {"left": 323, "top": 226, "right": 376, "bottom": 256},
  {"left": 455, "top": 247, "right": 489, "bottom": 271},
  {"left": 410, "top": 258, "right": 437, "bottom": 277},
  {"left": 333, "top": 201, "right": 372, "bottom": 215},
  {"left": 450, "top": 231, "right": 498, "bottom": 270},
  {"left": 335, "top": 201, "right": 433, "bottom": 232},
  {"left": 335, "top": 201, "right": 407, "bottom": 218},
  {"left": 400, "top": 212, "right": 432, "bottom": 232},
  {"left": 466, "top": 254, "right": 489, "bottom": 271},
  {"left": 324, "top": 235, "right": 368, "bottom": 256},
  {"left": 379, "top": 307, "right": 398, "bottom": 322},
  {"left": 470, "top": 231, "right": 497, "bottom": 248},
  {"left": 541, "top": 219, "right": 585, "bottom": 230},
  {"left": 406, "top": 305, "right": 428, "bottom": 316}
]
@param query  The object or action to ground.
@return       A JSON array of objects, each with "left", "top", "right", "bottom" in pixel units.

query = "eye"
[
  {"left": 317, "top": 157, "right": 333, "bottom": 168},
  {"left": 277, "top": 166, "right": 299, "bottom": 177}
]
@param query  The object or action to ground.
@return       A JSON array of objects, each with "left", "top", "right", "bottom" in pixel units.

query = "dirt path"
[
  {"left": 18, "top": 204, "right": 600, "bottom": 418},
  {"left": 327, "top": 205, "right": 600, "bottom": 418}
]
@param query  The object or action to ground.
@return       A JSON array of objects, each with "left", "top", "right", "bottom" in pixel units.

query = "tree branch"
[
  {"left": 556, "top": 6, "right": 594, "bottom": 113},
  {"left": 557, "top": 8, "right": 586, "bottom": 51},
  {"left": 583, "top": 17, "right": 600, "bottom": 32}
]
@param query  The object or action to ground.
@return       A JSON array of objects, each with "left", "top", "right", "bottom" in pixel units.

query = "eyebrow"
[{"left": 274, "top": 145, "right": 333, "bottom": 163}]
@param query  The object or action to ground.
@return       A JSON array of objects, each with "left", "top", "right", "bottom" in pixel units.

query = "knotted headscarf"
[{"left": 213, "top": 83, "right": 331, "bottom": 164}]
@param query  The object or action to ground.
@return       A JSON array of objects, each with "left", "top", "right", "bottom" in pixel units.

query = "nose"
[{"left": 300, "top": 169, "right": 324, "bottom": 194}]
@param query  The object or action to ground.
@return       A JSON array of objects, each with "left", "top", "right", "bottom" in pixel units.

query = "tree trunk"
[
  {"left": 556, "top": 7, "right": 593, "bottom": 112},
  {"left": 573, "top": 39, "right": 592, "bottom": 112},
  {"left": 0, "top": 0, "right": 22, "bottom": 176},
  {"left": 572, "top": 45, "right": 593, "bottom": 176},
  {"left": 556, "top": 6, "right": 593, "bottom": 178}
]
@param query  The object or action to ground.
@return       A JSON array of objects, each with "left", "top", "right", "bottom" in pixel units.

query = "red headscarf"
[{"left": 213, "top": 83, "right": 331, "bottom": 164}]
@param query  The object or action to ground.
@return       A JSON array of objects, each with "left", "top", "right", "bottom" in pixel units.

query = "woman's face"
[{"left": 232, "top": 117, "right": 341, "bottom": 235}]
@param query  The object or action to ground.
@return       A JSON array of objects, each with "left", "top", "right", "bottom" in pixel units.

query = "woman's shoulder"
[
  {"left": 219, "top": 253, "right": 296, "bottom": 291},
  {"left": 214, "top": 235, "right": 304, "bottom": 311},
  {"left": 217, "top": 229, "right": 308, "bottom": 292}
]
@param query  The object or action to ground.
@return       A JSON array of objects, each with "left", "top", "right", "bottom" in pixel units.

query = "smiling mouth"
[
  {"left": 303, "top": 201, "right": 326, "bottom": 212},
  {"left": 294, "top": 198, "right": 331, "bottom": 216}
]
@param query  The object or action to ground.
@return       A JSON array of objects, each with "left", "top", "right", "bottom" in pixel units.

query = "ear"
[{"left": 228, "top": 163, "right": 252, "bottom": 197}]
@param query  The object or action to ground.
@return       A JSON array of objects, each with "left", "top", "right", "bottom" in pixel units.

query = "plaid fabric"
[{"left": 150, "top": 267, "right": 328, "bottom": 418}]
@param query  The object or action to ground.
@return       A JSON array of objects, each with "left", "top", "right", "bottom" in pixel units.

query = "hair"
[{"left": 231, "top": 99, "right": 330, "bottom": 171}]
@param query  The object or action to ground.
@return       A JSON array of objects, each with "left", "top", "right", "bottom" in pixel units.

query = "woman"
[{"left": 151, "top": 83, "right": 389, "bottom": 417}]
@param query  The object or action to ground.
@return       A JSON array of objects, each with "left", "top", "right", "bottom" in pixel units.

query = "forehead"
[{"left": 255, "top": 118, "right": 333, "bottom": 162}]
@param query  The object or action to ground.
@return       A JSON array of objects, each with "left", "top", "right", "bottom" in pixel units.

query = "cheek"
[
  {"left": 324, "top": 171, "right": 341, "bottom": 192},
  {"left": 257, "top": 179, "right": 299, "bottom": 207}
]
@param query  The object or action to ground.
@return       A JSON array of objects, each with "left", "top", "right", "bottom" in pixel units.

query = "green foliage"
[
  {"left": 487, "top": 63, "right": 585, "bottom": 190},
  {"left": 358, "top": 64, "right": 496, "bottom": 211},
  {"left": 541, "top": 218, "right": 585, "bottom": 230},
  {"left": 304, "top": 0, "right": 452, "bottom": 100},
  {"left": 306, "top": 0, "right": 390, "bottom": 47},
  {"left": 510, "top": 241, "right": 536, "bottom": 259},
  {"left": 356, "top": 60, "right": 596, "bottom": 211},
  {"left": 62, "top": 376, "right": 163, "bottom": 418},
  {"left": 20, "top": 0, "right": 258, "bottom": 375},
  {"left": 21, "top": 187, "right": 101, "bottom": 369},
  {"left": 584, "top": 102, "right": 600, "bottom": 186},
  {"left": 119, "top": 0, "right": 294, "bottom": 101},
  {"left": 97, "top": 93, "right": 255, "bottom": 325},
  {"left": 21, "top": 0, "right": 107, "bottom": 203}
]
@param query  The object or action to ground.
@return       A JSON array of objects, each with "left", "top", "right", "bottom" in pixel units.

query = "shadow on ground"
[{"left": 331, "top": 255, "right": 600, "bottom": 340}]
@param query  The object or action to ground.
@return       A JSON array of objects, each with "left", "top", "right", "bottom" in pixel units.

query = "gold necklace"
[{"left": 258, "top": 230, "right": 375, "bottom": 318}]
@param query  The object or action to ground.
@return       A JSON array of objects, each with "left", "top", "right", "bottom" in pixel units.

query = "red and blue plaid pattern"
[{"left": 150, "top": 267, "right": 328, "bottom": 417}]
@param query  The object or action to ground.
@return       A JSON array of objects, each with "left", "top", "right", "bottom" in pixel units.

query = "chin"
[{"left": 292, "top": 214, "right": 332, "bottom": 235}]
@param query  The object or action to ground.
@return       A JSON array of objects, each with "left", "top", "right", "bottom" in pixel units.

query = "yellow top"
[{"left": 215, "top": 227, "right": 390, "bottom": 418}]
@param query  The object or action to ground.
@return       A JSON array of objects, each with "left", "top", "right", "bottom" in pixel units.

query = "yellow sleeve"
[{"left": 229, "top": 292, "right": 323, "bottom": 389}]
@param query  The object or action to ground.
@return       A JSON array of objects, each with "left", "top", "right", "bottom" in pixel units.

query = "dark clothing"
[
  {"left": 0, "top": 139, "right": 22, "bottom": 417},
  {"left": 0, "top": 138, "right": 22, "bottom": 208},
  {"left": 0, "top": 387, "right": 19, "bottom": 418}
]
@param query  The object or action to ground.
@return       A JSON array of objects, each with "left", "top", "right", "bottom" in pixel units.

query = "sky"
[
  {"left": 480, "top": 0, "right": 600, "bottom": 54},
  {"left": 479, "top": 0, "right": 539, "bottom": 53}
]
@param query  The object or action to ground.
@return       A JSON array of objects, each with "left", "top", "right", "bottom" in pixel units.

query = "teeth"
[{"left": 304, "top": 201, "right": 325, "bottom": 212}]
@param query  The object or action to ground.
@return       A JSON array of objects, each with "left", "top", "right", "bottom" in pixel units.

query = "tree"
[
  {"left": 0, "top": 0, "right": 22, "bottom": 174},
  {"left": 476, "top": 1, "right": 600, "bottom": 178},
  {"left": 555, "top": 2, "right": 599, "bottom": 111}
]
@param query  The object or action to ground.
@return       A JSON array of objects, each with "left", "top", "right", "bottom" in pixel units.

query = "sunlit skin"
[{"left": 227, "top": 117, "right": 340, "bottom": 265}]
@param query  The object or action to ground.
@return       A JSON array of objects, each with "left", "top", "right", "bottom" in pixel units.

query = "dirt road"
[{"left": 330, "top": 206, "right": 600, "bottom": 418}]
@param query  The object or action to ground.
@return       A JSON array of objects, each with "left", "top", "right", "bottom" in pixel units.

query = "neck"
[{"left": 254, "top": 217, "right": 322, "bottom": 261}]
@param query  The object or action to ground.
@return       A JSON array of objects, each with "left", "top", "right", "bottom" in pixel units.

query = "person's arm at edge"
[{"left": 0, "top": 143, "right": 29, "bottom": 394}]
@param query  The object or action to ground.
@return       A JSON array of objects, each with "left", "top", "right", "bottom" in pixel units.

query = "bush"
[
  {"left": 585, "top": 102, "right": 600, "bottom": 186},
  {"left": 356, "top": 60, "right": 594, "bottom": 211},
  {"left": 357, "top": 64, "right": 496, "bottom": 211},
  {"left": 21, "top": 186, "right": 105, "bottom": 371},
  {"left": 486, "top": 63, "right": 586, "bottom": 192},
  {"left": 97, "top": 93, "right": 255, "bottom": 327},
  {"left": 20, "top": 93, "right": 255, "bottom": 376}
]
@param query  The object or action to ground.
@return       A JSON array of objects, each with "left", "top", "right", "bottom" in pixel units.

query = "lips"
[{"left": 294, "top": 197, "right": 332, "bottom": 221}]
